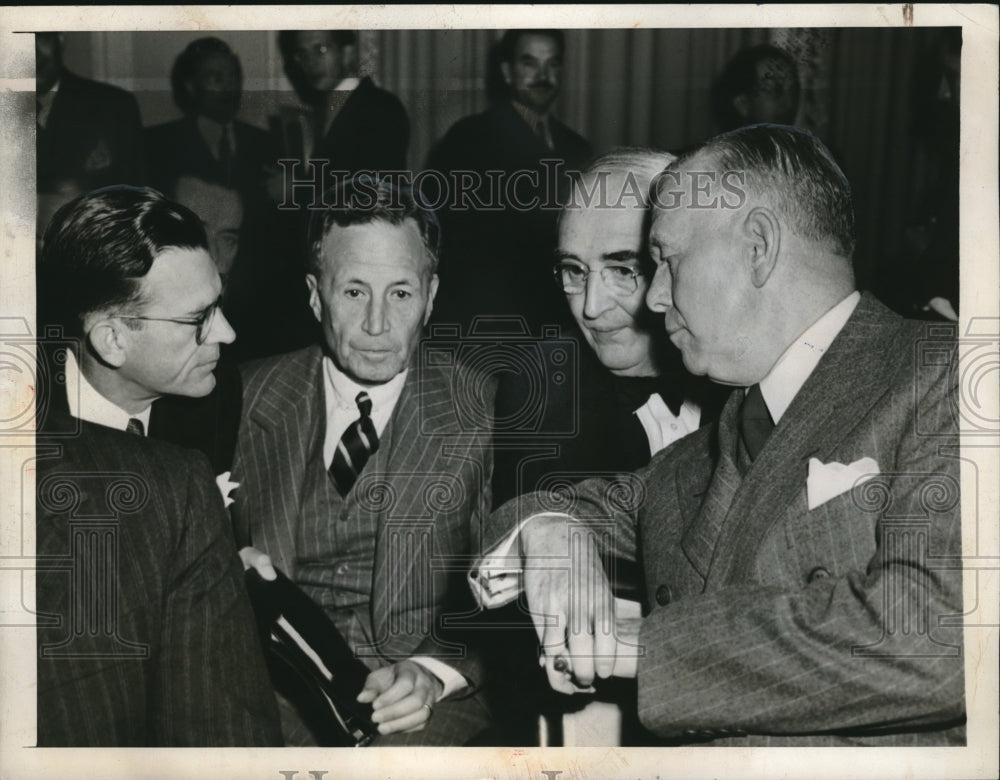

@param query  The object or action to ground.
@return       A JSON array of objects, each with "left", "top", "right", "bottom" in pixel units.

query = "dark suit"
[
  {"left": 312, "top": 77, "right": 410, "bottom": 174},
  {"left": 144, "top": 115, "right": 279, "bottom": 203},
  {"left": 36, "top": 414, "right": 281, "bottom": 746},
  {"left": 37, "top": 71, "right": 144, "bottom": 189},
  {"left": 232, "top": 346, "right": 494, "bottom": 745},
  {"left": 486, "top": 293, "right": 965, "bottom": 746},
  {"left": 426, "top": 100, "right": 592, "bottom": 335}
]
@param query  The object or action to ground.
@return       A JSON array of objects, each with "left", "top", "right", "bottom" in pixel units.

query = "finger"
[
  {"left": 543, "top": 653, "right": 592, "bottom": 695},
  {"left": 371, "top": 670, "right": 415, "bottom": 710},
  {"left": 593, "top": 584, "right": 617, "bottom": 679},
  {"left": 239, "top": 547, "right": 277, "bottom": 581},
  {"left": 356, "top": 667, "right": 392, "bottom": 703},
  {"left": 374, "top": 701, "right": 431, "bottom": 735}
]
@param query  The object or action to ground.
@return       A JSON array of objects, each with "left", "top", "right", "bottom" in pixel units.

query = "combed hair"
[
  {"left": 497, "top": 29, "right": 565, "bottom": 63},
  {"left": 676, "top": 124, "right": 855, "bottom": 258},
  {"left": 712, "top": 44, "right": 800, "bottom": 131},
  {"left": 306, "top": 175, "right": 440, "bottom": 277},
  {"left": 39, "top": 186, "right": 208, "bottom": 340},
  {"left": 277, "top": 30, "right": 358, "bottom": 105},
  {"left": 170, "top": 37, "right": 243, "bottom": 115}
]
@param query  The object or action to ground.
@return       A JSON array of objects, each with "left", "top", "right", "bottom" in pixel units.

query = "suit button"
[
  {"left": 655, "top": 585, "right": 672, "bottom": 605},
  {"left": 808, "top": 566, "right": 831, "bottom": 583}
]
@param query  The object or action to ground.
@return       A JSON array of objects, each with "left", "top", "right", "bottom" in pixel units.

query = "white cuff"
[
  {"left": 410, "top": 656, "right": 468, "bottom": 700},
  {"left": 468, "top": 512, "right": 573, "bottom": 608}
]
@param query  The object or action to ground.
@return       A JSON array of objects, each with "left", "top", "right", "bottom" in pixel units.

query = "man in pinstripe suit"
[
  {"left": 473, "top": 125, "right": 965, "bottom": 746},
  {"left": 233, "top": 177, "right": 493, "bottom": 746}
]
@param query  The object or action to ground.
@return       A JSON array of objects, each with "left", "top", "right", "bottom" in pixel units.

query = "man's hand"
[
  {"left": 520, "top": 516, "right": 616, "bottom": 694},
  {"left": 238, "top": 545, "right": 276, "bottom": 581},
  {"left": 357, "top": 660, "right": 443, "bottom": 735}
]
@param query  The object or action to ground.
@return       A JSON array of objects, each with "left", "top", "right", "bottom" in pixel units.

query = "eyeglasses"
[
  {"left": 292, "top": 44, "right": 333, "bottom": 65},
  {"left": 115, "top": 296, "right": 223, "bottom": 345},
  {"left": 553, "top": 261, "right": 643, "bottom": 296}
]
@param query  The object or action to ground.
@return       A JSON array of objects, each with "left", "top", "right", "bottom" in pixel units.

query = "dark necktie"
[
  {"left": 218, "top": 130, "right": 233, "bottom": 180},
  {"left": 329, "top": 392, "right": 379, "bottom": 497},
  {"left": 125, "top": 418, "right": 145, "bottom": 436},
  {"left": 739, "top": 384, "right": 773, "bottom": 461}
]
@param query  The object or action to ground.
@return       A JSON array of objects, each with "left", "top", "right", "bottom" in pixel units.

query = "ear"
[
  {"left": 86, "top": 317, "right": 130, "bottom": 369},
  {"left": 424, "top": 274, "right": 440, "bottom": 326},
  {"left": 305, "top": 274, "right": 322, "bottom": 323},
  {"left": 733, "top": 93, "right": 751, "bottom": 119},
  {"left": 500, "top": 61, "right": 513, "bottom": 86},
  {"left": 742, "top": 206, "right": 781, "bottom": 288}
]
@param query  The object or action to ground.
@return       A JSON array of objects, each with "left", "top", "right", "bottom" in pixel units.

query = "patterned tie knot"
[
  {"left": 125, "top": 418, "right": 145, "bottom": 436},
  {"left": 356, "top": 391, "right": 372, "bottom": 418},
  {"left": 329, "top": 391, "right": 379, "bottom": 498}
]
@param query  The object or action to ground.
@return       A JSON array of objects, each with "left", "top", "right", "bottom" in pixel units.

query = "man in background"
[
  {"left": 427, "top": 29, "right": 592, "bottom": 337},
  {"left": 712, "top": 43, "right": 801, "bottom": 131}
]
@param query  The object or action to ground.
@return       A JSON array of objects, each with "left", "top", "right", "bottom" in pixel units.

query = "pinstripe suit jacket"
[
  {"left": 36, "top": 414, "right": 282, "bottom": 746},
  {"left": 232, "top": 345, "right": 493, "bottom": 682},
  {"left": 486, "top": 293, "right": 965, "bottom": 746}
]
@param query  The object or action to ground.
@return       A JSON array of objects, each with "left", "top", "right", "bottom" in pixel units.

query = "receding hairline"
[{"left": 313, "top": 216, "right": 437, "bottom": 279}]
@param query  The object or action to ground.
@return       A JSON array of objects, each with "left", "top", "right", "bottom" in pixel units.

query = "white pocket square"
[{"left": 806, "top": 457, "right": 879, "bottom": 510}]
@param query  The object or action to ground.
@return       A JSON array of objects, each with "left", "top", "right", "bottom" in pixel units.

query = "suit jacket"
[
  {"left": 144, "top": 115, "right": 279, "bottom": 205},
  {"left": 36, "top": 413, "right": 281, "bottom": 746},
  {"left": 232, "top": 345, "right": 493, "bottom": 683},
  {"left": 426, "top": 100, "right": 593, "bottom": 335},
  {"left": 312, "top": 77, "right": 410, "bottom": 174},
  {"left": 37, "top": 70, "right": 145, "bottom": 189},
  {"left": 486, "top": 293, "right": 965, "bottom": 746}
]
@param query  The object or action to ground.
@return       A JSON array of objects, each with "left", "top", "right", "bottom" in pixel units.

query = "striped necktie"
[
  {"left": 125, "top": 418, "right": 145, "bottom": 436},
  {"left": 329, "top": 392, "right": 379, "bottom": 497}
]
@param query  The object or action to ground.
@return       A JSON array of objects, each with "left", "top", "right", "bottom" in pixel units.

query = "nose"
[
  {"left": 645, "top": 263, "right": 673, "bottom": 313},
  {"left": 210, "top": 308, "right": 237, "bottom": 345},
  {"left": 363, "top": 297, "right": 388, "bottom": 336},
  {"left": 581, "top": 270, "right": 614, "bottom": 320}
]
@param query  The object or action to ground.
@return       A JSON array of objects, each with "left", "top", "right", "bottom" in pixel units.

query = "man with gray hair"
[
  {"left": 233, "top": 176, "right": 493, "bottom": 746},
  {"left": 474, "top": 125, "right": 964, "bottom": 746}
]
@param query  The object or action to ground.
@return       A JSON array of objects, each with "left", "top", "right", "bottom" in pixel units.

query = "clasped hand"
[{"left": 520, "top": 517, "right": 634, "bottom": 694}]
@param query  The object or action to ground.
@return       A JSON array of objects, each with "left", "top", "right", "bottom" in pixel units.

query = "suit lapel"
[
  {"left": 707, "top": 294, "right": 903, "bottom": 585},
  {"left": 367, "top": 362, "right": 458, "bottom": 641},
  {"left": 249, "top": 347, "right": 325, "bottom": 576}
]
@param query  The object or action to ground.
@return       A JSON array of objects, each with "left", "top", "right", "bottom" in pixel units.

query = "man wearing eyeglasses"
[
  {"left": 35, "top": 184, "right": 281, "bottom": 745},
  {"left": 37, "top": 185, "right": 240, "bottom": 474}
]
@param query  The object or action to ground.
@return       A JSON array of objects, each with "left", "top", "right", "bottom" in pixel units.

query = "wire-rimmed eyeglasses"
[
  {"left": 115, "top": 296, "right": 223, "bottom": 345},
  {"left": 552, "top": 261, "right": 643, "bottom": 296}
]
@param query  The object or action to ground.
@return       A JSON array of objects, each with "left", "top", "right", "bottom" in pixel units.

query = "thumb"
[{"left": 357, "top": 667, "right": 391, "bottom": 702}]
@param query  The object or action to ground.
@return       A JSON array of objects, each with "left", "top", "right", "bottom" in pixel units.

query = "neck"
[{"left": 80, "top": 351, "right": 159, "bottom": 416}]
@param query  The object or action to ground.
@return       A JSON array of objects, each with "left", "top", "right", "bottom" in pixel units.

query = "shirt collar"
[
  {"left": 334, "top": 76, "right": 361, "bottom": 92},
  {"left": 322, "top": 354, "right": 408, "bottom": 414},
  {"left": 64, "top": 349, "right": 153, "bottom": 433},
  {"left": 758, "top": 291, "right": 861, "bottom": 424}
]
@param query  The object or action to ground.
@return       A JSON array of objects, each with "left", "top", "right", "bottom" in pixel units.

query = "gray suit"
[
  {"left": 486, "top": 293, "right": 965, "bottom": 746},
  {"left": 233, "top": 345, "right": 494, "bottom": 745}
]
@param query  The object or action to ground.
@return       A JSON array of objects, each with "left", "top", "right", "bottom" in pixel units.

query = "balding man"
[{"left": 473, "top": 125, "right": 964, "bottom": 746}]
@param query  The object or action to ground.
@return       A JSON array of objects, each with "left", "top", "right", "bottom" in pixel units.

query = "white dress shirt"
[
  {"left": 472, "top": 291, "right": 863, "bottom": 608},
  {"left": 63, "top": 349, "right": 151, "bottom": 433},
  {"left": 320, "top": 356, "right": 467, "bottom": 699}
]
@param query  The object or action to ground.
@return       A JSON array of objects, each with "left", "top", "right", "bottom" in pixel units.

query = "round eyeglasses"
[
  {"left": 115, "top": 296, "right": 223, "bottom": 345},
  {"left": 553, "top": 261, "right": 643, "bottom": 297}
]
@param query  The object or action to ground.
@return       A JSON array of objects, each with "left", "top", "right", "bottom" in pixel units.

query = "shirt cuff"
[
  {"left": 410, "top": 656, "right": 468, "bottom": 700},
  {"left": 468, "top": 512, "right": 572, "bottom": 608}
]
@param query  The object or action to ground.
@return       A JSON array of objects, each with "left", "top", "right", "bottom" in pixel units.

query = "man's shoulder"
[
  {"left": 349, "top": 77, "right": 407, "bottom": 116},
  {"left": 241, "top": 345, "right": 322, "bottom": 399},
  {"left": 61, "top": 71, "right": 138, "bottom": 111},
  {"left": 143, "top": 118, "right": 186, "bottom": 142}
]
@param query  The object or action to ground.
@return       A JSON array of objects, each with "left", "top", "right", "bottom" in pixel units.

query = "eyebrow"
[{"left": 602, "top": 250, "right": 642, "bottom": 264}]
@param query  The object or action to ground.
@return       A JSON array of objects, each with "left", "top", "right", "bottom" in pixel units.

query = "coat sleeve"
[
  {"left": 154, "top": 452, "right": 283, "bottom": 746},
  {"left": 635, "top": 350, "right": 965, "bottom": 739}
]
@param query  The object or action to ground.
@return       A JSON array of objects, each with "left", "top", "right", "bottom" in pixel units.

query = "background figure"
[
  {"left": 712, "top": 43, "right": 801, "bottom": 131},
  {"left": 36, "top": 413, "right": 281, "bottom": 746},
  {"left": 487, "top": 148, "right": 727, "bottom": 745},
  {"left": 169, "top": 173, "right": 244, "bottom": 280},
  {"left": 35, "top": 32, "right": 144, "bottom": 192},
  {"left": 426, "top": 29, "right": 592, "bottom": 338},
  {"left": 275, "top": 29, "right": 409, "bottom": 173},
  {"left": 896, "top": 27, "right": 960, "bottom": 321}
]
